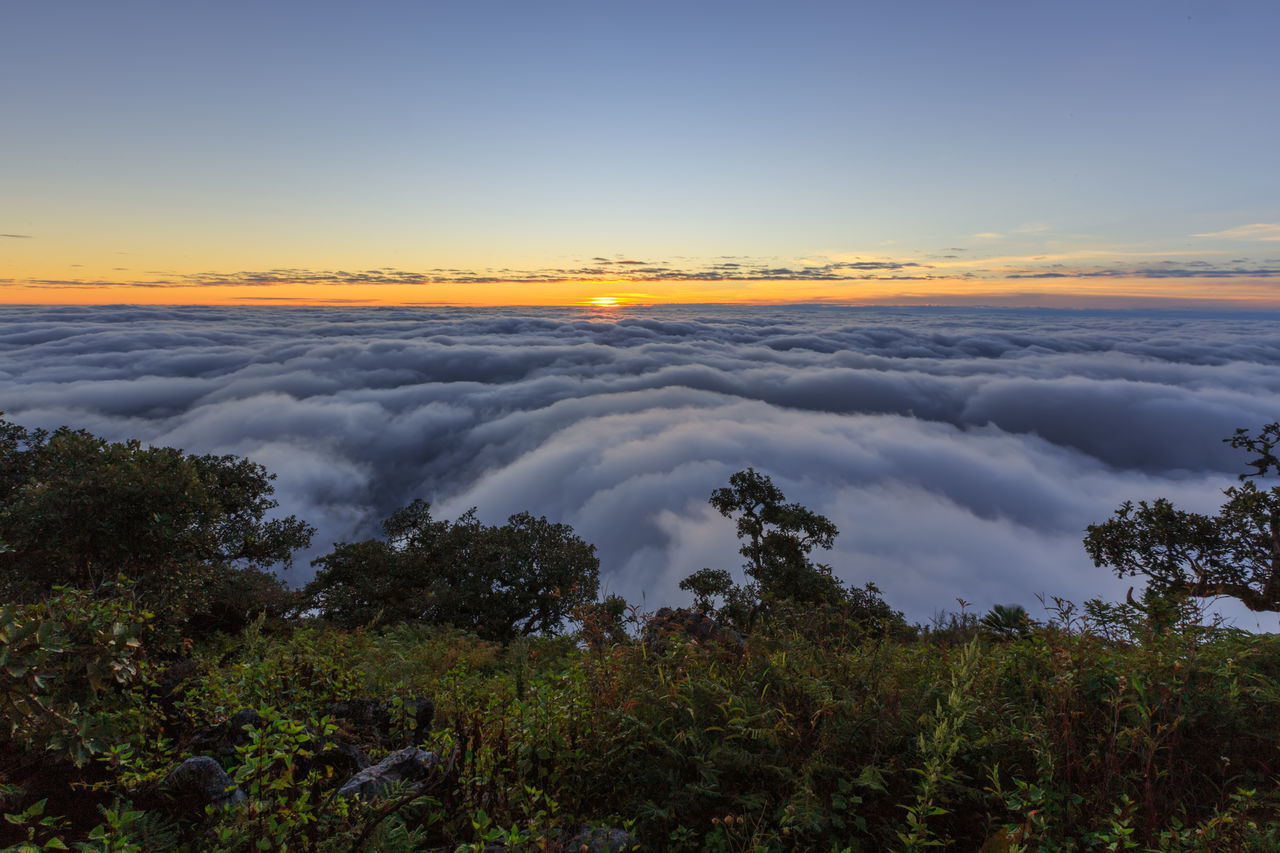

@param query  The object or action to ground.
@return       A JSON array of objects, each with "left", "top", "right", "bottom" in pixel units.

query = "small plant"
[
  {"left": 980, "top": 604, "right": 1035, "bottom": 640},
  {"left": 3, "top": 798, "right": 70, "bottom": 852},
  {"left": 0, "top": 587, "right": 154, "bottom": 767}
]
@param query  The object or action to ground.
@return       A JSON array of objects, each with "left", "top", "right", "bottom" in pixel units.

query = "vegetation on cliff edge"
[{"left": 4, "top": 415, "right": 1280, "bottom": 851}]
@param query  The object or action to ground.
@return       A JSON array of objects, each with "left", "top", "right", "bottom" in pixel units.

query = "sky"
[
  {"left": 4, "top": 304, "right": 1279, "bottom": 628},
  {"left": 4, "top": 5, "right": 1280, "bottom": 627},
  {"left": 3, "top": 0, "right": 1280, "bottom": 307}
]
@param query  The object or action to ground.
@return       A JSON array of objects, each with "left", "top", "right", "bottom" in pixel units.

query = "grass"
[{"left": 5, "top": 598, "right": 1280, "bottom": 851}]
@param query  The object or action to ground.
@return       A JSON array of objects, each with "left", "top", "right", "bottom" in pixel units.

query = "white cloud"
[
  {"left": 1193, "top": 223, "right": 1280, "bottom": 242},
  {"left": 2, "top": 304, "right": 1278, "bottom": 624}
]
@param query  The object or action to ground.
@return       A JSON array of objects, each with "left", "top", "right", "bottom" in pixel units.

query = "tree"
[
  {"left": 691, "top": 469, "right": 909, "bottom": 638},
  {"left": 678, "top": 567, "right": 735, "bottom": 612},
  {"left": 0, "top": 417, "right": 313, "bottom": 637},
  {"left": 1085, "top": 422, "right": 1280, "bottom": 613},
  {"left": 979, "top": 603, "right": 1035, "bottom": 640},
  {"left": 306, "top": 500, "right": 600, "bottom": 641},
  {"left": 708, "top": 468, "right": 841, "bottom": 605}
]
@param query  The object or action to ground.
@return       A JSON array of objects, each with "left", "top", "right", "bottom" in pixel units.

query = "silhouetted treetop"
[{"left": 1085, "top": 422, "right": 1280, "bottom": 613}]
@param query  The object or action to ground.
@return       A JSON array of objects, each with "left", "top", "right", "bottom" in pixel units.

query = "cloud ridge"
[{"left": 2, "top": 304, "right": 1278, "bottom": 625}]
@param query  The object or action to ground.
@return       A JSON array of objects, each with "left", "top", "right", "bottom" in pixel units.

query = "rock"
[
  {"left": 163, "top": 756, "right": 245, "bottom": 812},
  {"left": 307, "top": 740, "right": 370, "bottom": 788},
  {"left": 151, "top": 659, "right": 201, "bottom": 729},
  {"left": 335, "top": 746, "right": 439, "bottom": 800},
  {"left": 185, "top": 707, "right": 262, "bottom": 762},
  {"left": 326, "top": 698, "right": 391, "bottom": 734},
  {"left": 644, "top": 607, "right": 745, "bottom": 654},
  {"left": 154, "top": 659, "right": 199, "bottom": 703},
  {"left": 564, "top": 825, "right": 637, "bottom": 852},
  {"left": 227, "top": 707, "right": 263, "bottom": 733},
  {"left": 327, "top": 695, "right": 435, "bottom": 745},
  {"left": 407, "top": 695, "right": 435, "bottom": 745}
]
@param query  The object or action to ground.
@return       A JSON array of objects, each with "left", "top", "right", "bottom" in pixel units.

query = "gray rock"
[
  {"left": 407, "top": 695, "right": 435, "bottom": 745},
  {"left": 326, "top": 698, "right": 391, "bottom": 733},
  {"left": 327, "top": 695, "right": 435, "bottom": 746},
  {"left": 164, "top": 756, "right": 245, "bottom": 811},
  {"left": 307, "top": 740, "right": 370, "bottom": 788},
  {"left": 644, "top": 607, "right": 745, "bottom": 654},
  {"left": 185, "top": 707, "right": 262, "bottom": 761},
  {"left": 335, "top": 746, "right": 439, "bottom": 800},
  {"left": 564, "top": 826, "right": 637, "bottom": 852}
]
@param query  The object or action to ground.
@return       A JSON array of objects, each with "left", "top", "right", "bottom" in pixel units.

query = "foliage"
[
  {"left": 306, "top": 500, "right": 599, "bottom": 641},
  {"left": 1085, "top": 422, "right": 1280, "bottom": 612},
  {"left": 8, "top": 426, "right": 1280, "bottom": 850},
  {"left": 0, "top": 416, "right": 312, "bottom": 641},
  {"left": 980, "top": 603, "right": 1036, "bottom": 640},
  {"left": 4, "top": 601, "right": 1280, "bottom": 850},
  {"left": 687, "top": 470, "right": 909, "bottom": 640},
  {"left": 708, "top": 468, "right": 841, "bottom": 607},
  {"left": 679, "top": 568, "right": 736, "bottom": 613},
  {"left": 577, "top": 594, "right": 632, "bottom": 649},
  {"left": 0, "top": 586, "right": 154, "bottom": 767}
]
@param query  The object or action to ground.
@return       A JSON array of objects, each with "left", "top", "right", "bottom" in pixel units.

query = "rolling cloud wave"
[{"left": 3, "top": 305, "right": 1278, "bottom": 625}]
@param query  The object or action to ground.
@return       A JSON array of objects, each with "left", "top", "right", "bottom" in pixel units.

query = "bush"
[
  {"left": 307, "top": 501, "right": 599, "bottom": 642},
  {"left": 0, "top": 585, "right": 155, "bottom": 767},
  {"left": 0, "top": 417, "right": 312, "bottom": 646}
]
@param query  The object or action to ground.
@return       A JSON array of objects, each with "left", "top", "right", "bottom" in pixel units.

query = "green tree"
[
  {"left": 678, "top": 567, "right": 735, "bottom": 612},
  {"left": 708, "top": 467, "right": 841, "bottom": 605},
  {"left": 306, "top": 500, "right": 599, "bottom": 641},
  {"left": 691, "top": 469, "right": 908, "bottom": 638},
  {"left": 1085, "top": 422, "right": 1280, "bottom": 612},
  {"left": 979, "top": 603, "right": 1034, "bottom": 639},
  {"left": 0, "top": 417, "right": 313, "bottom": 637}
]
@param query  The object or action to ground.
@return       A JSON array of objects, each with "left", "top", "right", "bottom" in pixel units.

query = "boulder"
[
  {"left": 644, "top": 607, "right": 745, "bottom": 654},
  {"left": 185, "top": 707, "right": 262, "bottom": 762},
  {"left": 327, "top": 695, "right": 435, "bottom": 745},
  {"left": 407, "top": 695, "right": 435, "bottom": 745},
  {"left": 564, "top": 825, "right": 637, "bottom": 852},
  {"left": 335, "top": 746, "right": 439, "bottom": 800},
  {"left": 163, "top": 756, "right": 245, "bottom": 812},
  {"left": 306, "top": 740, "right": 370, "bottom": 788},
  {"left": 153, "top": 659, "right": 199, "bottom": 704},
  {"left": 326, "top": 698, "right": 391, "bottom": 734}
]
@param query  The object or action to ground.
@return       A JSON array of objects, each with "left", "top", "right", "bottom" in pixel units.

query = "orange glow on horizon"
[{"left": 3, "top": 274, "right": 1280, "bottom": 310}]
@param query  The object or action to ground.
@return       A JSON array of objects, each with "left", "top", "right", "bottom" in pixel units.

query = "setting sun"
[{"left": 586, "top": 296, "right": 621, "bottom": 308}]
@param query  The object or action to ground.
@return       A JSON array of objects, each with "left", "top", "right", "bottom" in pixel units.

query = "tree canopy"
[
  {"left": 708, "top": 467, "right": 842, "bottom": 605},
  {"left": 687, "top": 468, "right": 907, "bottom": 638},
  {"left": 1085, "top": 422, "right": 1280, "bottom": 613},
  {"left": 306, "top": 499, "right": 599, "bottom": 641},
  {"left": 0, "top": 416, "right": 313, "bottom": 638}
]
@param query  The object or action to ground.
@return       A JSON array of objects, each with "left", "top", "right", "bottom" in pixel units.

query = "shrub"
[
  {"left": 0, "top": 585, "right": 155, "bottom": 767},
  {"left": 306, "top": 501, "right": 599, "bottom": 641},
  {"left": 0, "top": 417, "right": 312, "bottom": 645}
]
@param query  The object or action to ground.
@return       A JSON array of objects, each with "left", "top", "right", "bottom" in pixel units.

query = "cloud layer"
[{"left": 3, "top": 305, "right": 1279, "bottom": 626}]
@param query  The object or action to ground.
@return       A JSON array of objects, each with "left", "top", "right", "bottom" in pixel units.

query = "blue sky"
[{"left": 3, "top": 0, "right": 1279, "bottom": 305}]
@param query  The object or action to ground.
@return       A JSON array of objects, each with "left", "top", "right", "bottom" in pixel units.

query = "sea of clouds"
[{"left": 3, "top": 304, "right": 1279, "bottom": 627}]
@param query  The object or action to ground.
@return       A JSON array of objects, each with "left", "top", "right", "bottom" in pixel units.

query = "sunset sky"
[{"left": 4, "top": 0, "right": 1279, "bottom": 307}]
